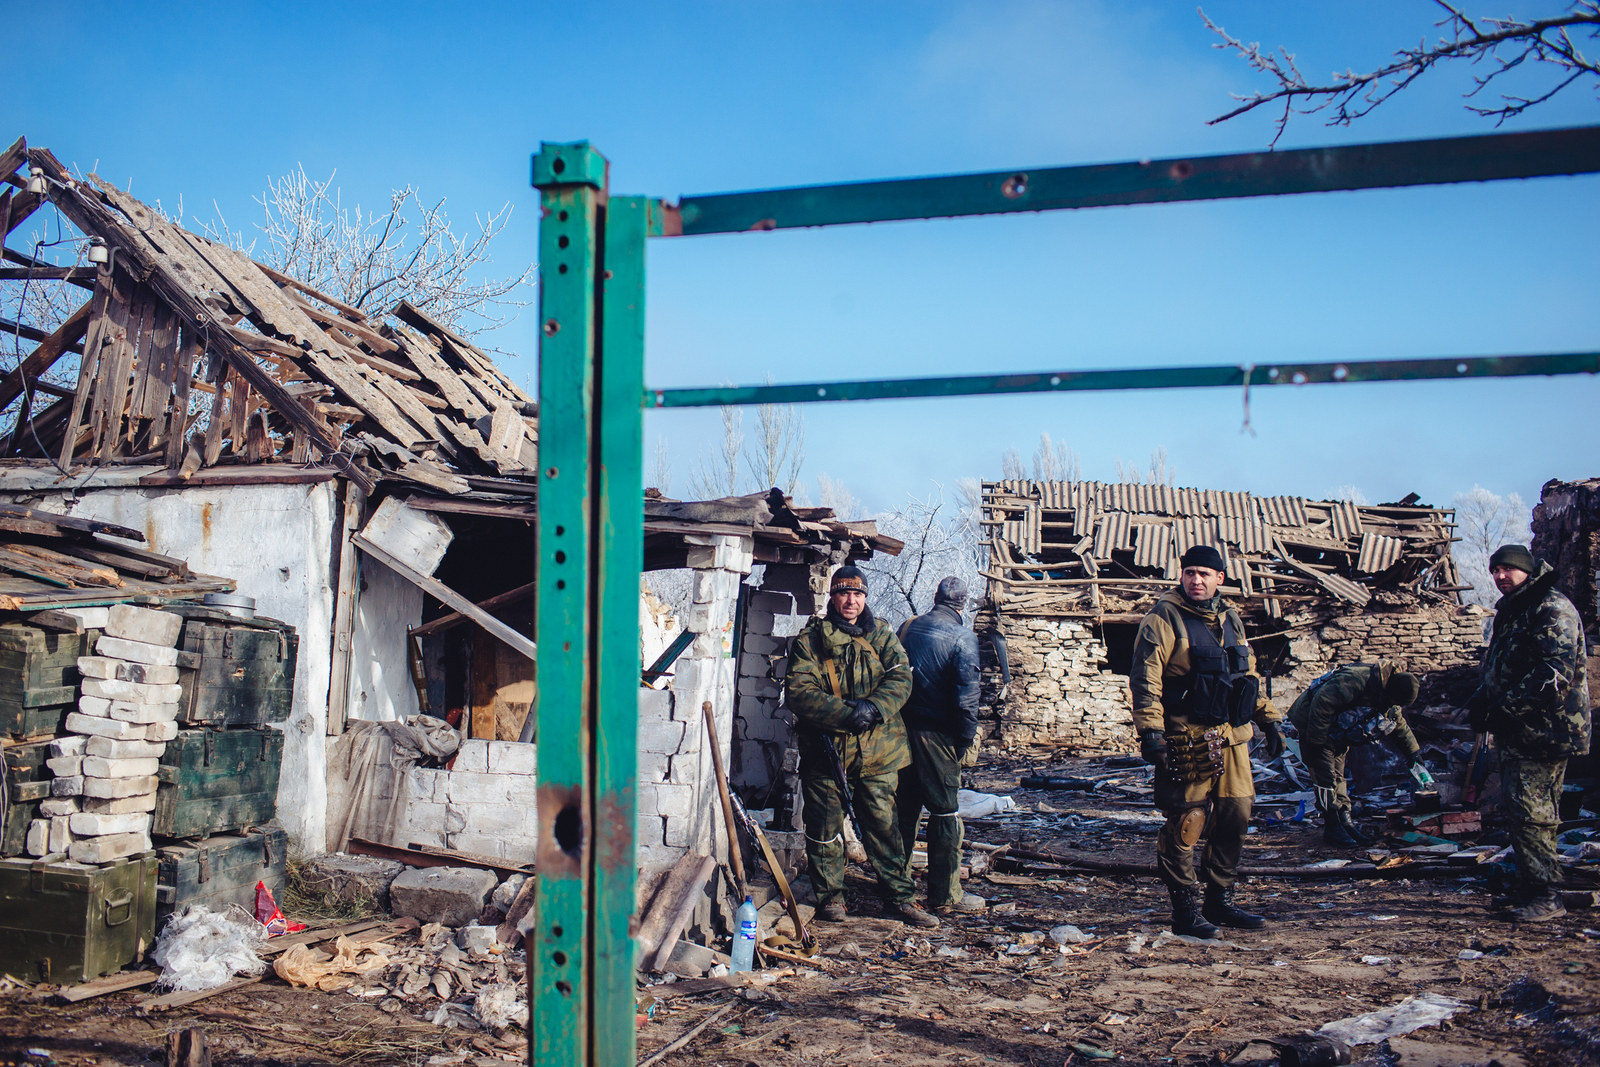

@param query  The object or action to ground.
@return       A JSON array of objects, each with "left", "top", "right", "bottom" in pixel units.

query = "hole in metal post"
[
  {"left": 554, "top": 550, "right": 566, "bottom": 564},
  {"left": 555, "top": 806, "right": 582, "bottom": 855},
  {"left": 557, "top": 981, "right": 572, "bottom": 996},
  {"left": 546, "top": 467, "right": 559, "bottom": 478},
  {"left": 543, "top": 319, "right": 560, "bottom": 336},
  {"left": 552, "top": 925, "right": 564, "bottom": 937},
  {"left": 555, "top": 525, "right": 565, "bottom": 536},
  {"left": 558, "top": 210, "right": 569, "bottom": 221},
  {"left": 558, "top": 235, "right": 570, "bottom": 249},
  {"left": 1001, "top": 174, "right": 1028, "bottom": 199},
  {"left": 552, "top": 158, "right": 566, "bottom": 174},
  {"left": 552, "top": 951, "right": 567, "bottom": 966}
]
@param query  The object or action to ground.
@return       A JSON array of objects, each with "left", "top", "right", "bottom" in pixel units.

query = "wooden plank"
[
  {"left": 184, "top": 235, "right": 326, "bottom": 350},
  {"left": 0, "top": 266, "right": 96, "bottom": 282},
  {"left": 410, "top": 580, "right": 537, "bottom": 638},
  {"left": 0, "top": 300, "right": 91, "bottom": 412},
  {"left": 470, "top": 632, "right": 497, "bottom": 741},
  {"left": 389, "top": 332, "right": 489, "bottom": 418},
  {"left": 163, "top": 326, "right": 198, "bottom": 468},
  {"left": 0, "top": 137, "right": 26, "bottom": 182},
  {"left": 86, "top": 273, "right": 137, "bottom": 463},
  {"left": 636, "top": 854, "right": 717, "bottom": 972},
  {"left": 0, "top": 502, "right": 144, "bottom": 541},
  {"left": 325, "top": 484, "right": 362, "bottom": 736},
  {"left": 55, "top": 272, "right": 118, "bottom": 468},
  {"left": 304, "top": 348, "right": 425, "bottom": 447},
  {"left": 57, "top": 968, "right": 159, "bottom": 1002},
  {"left": 353, "top": 533, "right": 537, "bottom": 663},
  {"left": 394, "top": 459, "right": 470, "bottom": 495},
  {"left": 255, "top": 261, "right": 368, "bottom": 320},
  {"left": 364, "top": 372, "right": 459, "bottom": 461},
  {"left": 284, "top": 291, "right": 399, "bottom": 355},
  {"left": 345, "top": 837, "right": 531, "bottom": 877},
  {"left": 2, "top": 190, "right": 47, "bottom": 237}
]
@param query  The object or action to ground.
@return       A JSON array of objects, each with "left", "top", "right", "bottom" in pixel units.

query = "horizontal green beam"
[
  {"left": 646, "top": 351, "right": 1600, "bottom": 408},
  {"left": 657, "top": 125, "right": 1600, "bottom": 236}
]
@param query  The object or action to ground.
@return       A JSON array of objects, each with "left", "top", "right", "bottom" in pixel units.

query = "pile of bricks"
[
  {"left": 28, "top": 605, "right": 182, "bottom": 864},
  {"left": 986, "top": 616, "right": 1135, "bottom": 754}
]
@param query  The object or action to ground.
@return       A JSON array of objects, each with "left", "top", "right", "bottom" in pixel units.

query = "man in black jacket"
[{"left": 896, "top": 576, "right": 986, "bottom": 915}]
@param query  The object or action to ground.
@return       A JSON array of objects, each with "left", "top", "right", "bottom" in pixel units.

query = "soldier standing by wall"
[
  {"left": 1129, "top": 545, "right": 1284, "bottom": 939},
  {"left": 1469, "top": 544, "right": 1591, "bottom": 922},
  {"left": 784, "top": 565, "right": 940, "bottom": 929},
  {"left": 896, "top": 576, "right": 986, "bottom": 917},
  {"left": 1287, "top": 662, "right": 1431, "bottom": 847}
]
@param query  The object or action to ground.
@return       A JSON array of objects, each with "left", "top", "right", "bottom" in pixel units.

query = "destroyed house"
[
  {"left": 977, "top": 479, "right": 1487, "bottom": 752},
  {"left": 0, "top": 137, "right": 900, "bottom": 879}
]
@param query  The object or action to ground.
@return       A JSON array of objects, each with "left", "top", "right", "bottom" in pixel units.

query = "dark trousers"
[
  {"left": 802, "top": 770, "right": 913, "bottom": 906},
  {"left": 896, "top": 729, "right": 964, "bottom": 907},
  {"left": 1154, "top": 739, "right": 1253, "bottom": 892}
]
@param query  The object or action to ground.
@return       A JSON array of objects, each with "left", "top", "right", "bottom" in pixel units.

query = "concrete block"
[
  {"left": 109, "top": 701, "right": 181, "bottom": 724},
  {"left": 389, "top": 866, "right": 499, "bottom": 927},
  {"left": 690, "top": 634, "right": 725, "bottom": 658},
  {"left": 46, "top": 756, "right": 83, "bottom": 777},
  {"left": 69, "top": 831, "right": 151, "bottom": 864},
  {"left": 49, "top": 735, "right": 87, "bottom": 758},
  {"left": 82, "top": 793, "right": 158, "bottom": 814},
  {"left": 458, "top": 804, "right": 529, "bottom": 836},
  {"left": 68, "top": 811, "right": 150, "bottom": 836},
  {"left": 684, "top": 546, "right": 718, "bottom": 570},
  {"left": 65, "top": 712, "right": 145, "bottom": 739},
  {"left": 82, "top": 755, "right": 161, "bottom": 779},
  {"left": 51, "top": 776, "right": 84, "bottom": 797},
  {"left": 638, "top": 687, "right": 674, "bottom": 721},
  {"left": 648, "top": 783, "right": 695, "bottom": 820},
  {"left": 447, "top": 831, "right": 527, "bottom": 862},
  {"left": 454, "top": 739, "right": 490, "bottom": 774},
  {"left": 298, "top": 853, "right": 407, "bottom": 911},
  {"left": 488, "top": 740, "right": 537, "bottom": 776},
  {"left": 81, "top": 775, "right": 159, "bottom": 799},
  {"left": 457, "top": 925, "right": 498, "bottom": 953},
  {"left": 85, "top": 736, "right": 166, "bottom": 760},
  {"left": 76, "top": 696, "right": 113, "bottom": 718},
  {"left": 406, "top": 768, "right": 443, "bottom": 804},
  {"left": 639, "top": 718, "right": 686, "bottom": 754},
  {"left": 741, "top": 633, "right": 786, "bottom": 656},
  {"left": 691, "top": 569, "right": 719, "bottom": 604},
  {"left": 397, "top": 801, "right": 450, "bottom": 837},
  {"left": 76, "top": 656, "right": 180, "bottom": 685},
  {"left": 445, "top": 770, "right": 517, "bottom": 807},
  {"left": 105, "top": 604, "right": 183, "bottom": 647},
  {"left": 662, "top": 817, "right": 697, "bottom": 848},
  {"left": 749, "top": 590, "right": 794, "bottom": 615},
  {"left": 57, "top": 606, "right": 110, "bottom": 630},
  {"left": 49, "top": 815, "right": 73, "bottom": 853},
  {"left": 39, "top": 798, "right": 79, "bottom": 817},
  {"left": 636, "top": 840, "right": 680, "bottom": 874},
  {"left": 743, "top": 608, "right": 775, "bottom": 635},
  {"left": 737, "top": 651, "right": 771, "bottom": 677},
  {"left": 26, "top": 819, "right": 50, "bottom": 857},
  {"left": 637, "top": 749, "right": 671, "bottom": 783},
  {"left": 80, "top": 677, "right": 183, "bottom": 706},
  {"left": 94, "top": 635, "right": 180, "bottom": 667},
  {"left": 142, "top": 720, "right": 179, "bottom": 743}
]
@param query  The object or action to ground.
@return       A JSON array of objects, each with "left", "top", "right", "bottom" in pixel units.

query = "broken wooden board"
[{"left": 636, "top": 853, "right": 717, "bottom": 973}]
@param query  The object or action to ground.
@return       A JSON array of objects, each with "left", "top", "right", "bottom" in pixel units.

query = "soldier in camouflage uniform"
[
  {"left": 1287, "top": 662, "right": 1430, "bottom": 847},
  {"left": 785, "top": 565, "right": 939, "bottom": 929},
  {"left": 1130, "top": 545, "right": 1285, "bottom": 939},
  {"left": 1468, "top": 544, "right": 1592, "bottom": 922}
]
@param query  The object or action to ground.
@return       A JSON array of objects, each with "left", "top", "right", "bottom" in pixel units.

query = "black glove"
[
  {"left": 842, "top": 700, "right": 882, "bottom": 733},
  {"left": 1139, "top": 729, "right": 1168, "bottom": 767},
  {"left": 1260, "top": 721, "right": 1287, "bottom": 760},
  {"left": 1466, "top": 690, "right": 1493, "bottom": 732}
]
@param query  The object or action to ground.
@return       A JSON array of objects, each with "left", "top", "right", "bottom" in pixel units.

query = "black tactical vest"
[{"left": 1161, "top": 609, "right": 1258, "bottom": 727}]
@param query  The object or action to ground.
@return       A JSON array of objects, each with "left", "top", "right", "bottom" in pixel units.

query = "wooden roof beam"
[{"left": 0, "top": 298, "right": 93, "bottom": 410}]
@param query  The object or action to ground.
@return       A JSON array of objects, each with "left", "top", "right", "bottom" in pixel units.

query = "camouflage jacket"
[
  {"left": 1129, "top": 590, "right": 1281, "bottom": 745},
  {"left": 1286, "top": 663, "right": 1420, "bottom": 757},
  {"left": 785, "top": 608, "right": 913, "bottom": 778},
  {"left": 1473, "top": 561, "right": 1591, "bottom": 759}
]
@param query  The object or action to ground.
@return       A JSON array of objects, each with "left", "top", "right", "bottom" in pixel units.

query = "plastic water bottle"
[{"left": 729, "top": 895, "right": 759, "bottom": 973}]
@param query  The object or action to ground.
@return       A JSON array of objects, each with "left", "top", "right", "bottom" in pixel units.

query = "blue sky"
[{"left": 8, "top": 1, "right": 1596, "bottom": 519}]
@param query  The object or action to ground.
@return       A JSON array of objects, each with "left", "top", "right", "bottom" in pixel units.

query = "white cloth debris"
[
  {"left": 332, "top": 716, "right": 461, "bottom": 851},
  {"left": 151, "top": 903, "right": 268, "bottom": 991},
  {"left": 1318, "top": 992, "right": 1469, "bottom": 1046},
  {"left": 957, "top": 790, "right": 1016, "bottom": 818}
]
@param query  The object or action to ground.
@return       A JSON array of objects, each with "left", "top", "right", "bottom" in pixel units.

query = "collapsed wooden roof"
[
  {"left": 1, "top": 137, "right": 537, "bottom": 499},
  {"left": 644, "top": 488, "right": 903, "bottom": 570},
  {"left": 983, "top": 479, "right": 1462, "bottom": 621}
]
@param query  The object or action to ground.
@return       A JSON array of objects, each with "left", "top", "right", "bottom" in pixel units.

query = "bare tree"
[
  {"left": 648, "top": 435, "right": 672, "bottom": 495},
  {"left": 813, "top": 473, "right": 863, "bottom": 519},
  {"left": 1329, "top": 484, "right": 1370, "bottom": 505},
  {"left": 1031, "top": 432, "right": 1081, "bottom": 482},
  {"left": 690, "top": 406, "right": 744, "bottom": 499},
  {"left": 213, "top": 165, "right": 534, "bottom": 334},
  {"left": 1204, "top": 2, "right": 1600, "bottom": 145},
  {"left": 745, "top": 399, "right": 805, "bottom": 494},
  {"left": 999, "top": 447, "right": 1027, "bottom": 481},
  {"left": 1453, "top": 485, "right": 1531, "bottom": 605},
  {"left": 1114, "top": 447, "right": 1176, "bottom": 486},
  {"left": 861, "top": 486, "right": 982, "bottom": 627}
]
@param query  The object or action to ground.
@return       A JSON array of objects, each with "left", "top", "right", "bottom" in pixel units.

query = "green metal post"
[{"left": 530, "top": 140, "right": 627, "bottom": 1065}]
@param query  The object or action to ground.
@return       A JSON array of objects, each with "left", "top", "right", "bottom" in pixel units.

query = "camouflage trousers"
[
  {"left": 896, "top": 729, "right": 964, "bottom": 908},
  {"left": 1501, "top": 756, "right": 1567, "bottom": 895},
  {"left": 802, "top": 769, "right": 914, "bottom": 906},
  {"left": 1300, "top": 741, "right": 1353, "bottom": 821},
  {"left": 1154, "top": 738, "right": 1253, "bottom": 892}
]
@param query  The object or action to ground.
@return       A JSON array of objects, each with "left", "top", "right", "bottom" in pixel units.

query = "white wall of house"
[{"left": 31, "top": 481, "right": 338, "bottom": 854}]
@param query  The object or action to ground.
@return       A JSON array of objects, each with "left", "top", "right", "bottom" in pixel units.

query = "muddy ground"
[{"left": 2, "top": 755, "right": 1596, "bottom": 1067}]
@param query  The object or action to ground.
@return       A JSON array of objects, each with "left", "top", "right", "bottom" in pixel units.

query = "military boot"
[
  {"left": 1338, "top": 812, "right": 1374, "bottom": 847},
  {"left": 1323, "top": 819, "right": 1360, "bottom": 847},
  {"left": 1508, "top": 892, "right": 1566, "bottom": 923},
  {"left": 1203, "top": 885, "right": 1266, "bottom": 930},
  {"left": 1169, "top": 886, "right": 1218, "bottom": 939}
]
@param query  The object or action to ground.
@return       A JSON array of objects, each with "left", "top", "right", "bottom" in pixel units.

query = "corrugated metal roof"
[
  {"left": 1356, "top": 531, "right": 1405, "bottom": 574},
  {"left": 1133, "top": 522, "right": 1172, "bottom": 568},
  {"left": 1093, "top": 511, "right": 1131, "bottom": 558},
  {"left": 1171, "top": 487, "right": 1205, "bottom": 517},
  {"left": 1330, "top": 500, "right": 1364, "bottom": 541},
  {"left": 1203, "top": 489, "right": 1256, "bottom": 519},
  {"left": 1216, "top": 515, "right": 1271, "bottom": 554},
  {"left": 1256, "top": 496, "right": 1308, "bottom": 527},
  {"left": 1074, "top": 505, "right": 1098, "bottom": 539}
]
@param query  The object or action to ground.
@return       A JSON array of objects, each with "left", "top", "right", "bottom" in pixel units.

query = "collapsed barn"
[
  {"left": 0, "top": 136, "right": 899, "bottom": 900},
  {"left": 977, "top": 479, "right": 1488, "bottom": 753}
]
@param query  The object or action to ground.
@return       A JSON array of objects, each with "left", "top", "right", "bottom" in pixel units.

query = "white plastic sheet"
[
  {"left": 1318, "top": 991, "right": 1469, "bottom": 1046},
  {"left": 151, "top": 903, "right": 268, "bottom": 991}
]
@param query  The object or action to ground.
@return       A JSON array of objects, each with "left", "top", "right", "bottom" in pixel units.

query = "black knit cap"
[
  {"left": 1489, "top": 544, "right": 1536, "bottom": 573},
  {"left": 830, "top": 565, "right": 868, "bottom": 595},
  {"left": 1179, "top": 545, "right": 1227, "bottom": 573},
  {"left": 1385, "top": 671, "right": 1421, "bottom": 706}
]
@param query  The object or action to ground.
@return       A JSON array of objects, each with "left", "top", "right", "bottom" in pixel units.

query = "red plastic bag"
[{"left": 255, "top": 880, "right": 306, "bottom": 937}]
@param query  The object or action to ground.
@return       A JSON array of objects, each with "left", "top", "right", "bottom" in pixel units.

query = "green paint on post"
[{"left": 532, "top": 140, "right": 603, "bottom": 1064}]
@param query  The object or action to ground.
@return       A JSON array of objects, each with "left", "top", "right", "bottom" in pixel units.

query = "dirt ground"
[{"left": 2, "top": 754, "right": 1597, "bottom": 1067}]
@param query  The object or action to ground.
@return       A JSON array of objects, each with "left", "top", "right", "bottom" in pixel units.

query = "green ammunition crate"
[
  {"left": 156, "top": 826, "right": 288, "bottom": 931},
  {"left": 0, "top": 624, "right": 90, "bottom": 740},
  {"left": 0, "top": 851, "right": 158, "bottom": 985},
  {"left": 2, "top": 739, "right": 55, "bottom": 857},
  {"left": 170, "top": 607, "right": 298, "bottom": 728},
  {"left": 153, "top": 727, "right": 283, "bottom": 839}
]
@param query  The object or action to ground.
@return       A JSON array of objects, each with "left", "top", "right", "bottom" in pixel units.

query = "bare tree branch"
[{"left": 1203, "top": 2, "right": 1600, "bottom": 146}]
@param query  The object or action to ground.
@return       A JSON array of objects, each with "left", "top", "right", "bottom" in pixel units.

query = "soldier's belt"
[{"left": 1165, "top": 723, "right": 1227, "bottom": 783}]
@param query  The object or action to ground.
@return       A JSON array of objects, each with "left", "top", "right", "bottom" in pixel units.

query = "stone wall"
[
  {"left": 986, "top": 615, "right": 1135, "bottom": 754},
  {"left": 983, "top": 597, "right": 1488, "bottom": 753},
  {"left": 1532, "top": 477, "right": 1600, "bottom": 635}
]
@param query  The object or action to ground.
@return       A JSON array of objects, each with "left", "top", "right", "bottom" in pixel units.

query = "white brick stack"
[{"left": 27, "top": 604, "right": 184, "bottom": 864}]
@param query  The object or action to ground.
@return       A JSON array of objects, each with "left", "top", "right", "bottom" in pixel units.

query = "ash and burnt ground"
[{"left": 2, "top": 753, "right": 1597, "bottom": 1066}]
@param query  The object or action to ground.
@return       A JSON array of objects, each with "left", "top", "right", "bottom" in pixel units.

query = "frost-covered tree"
[{"left": 1453, "top": 485, "right": 1531, "bottom": 605}]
